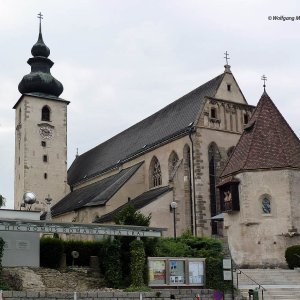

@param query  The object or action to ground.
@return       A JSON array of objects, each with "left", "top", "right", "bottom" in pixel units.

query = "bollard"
[
  {"left": 140, "top": 292, "right": 143, "bottom": 300},
  {"left": 196, "top": 294, "right": 200, "bottom": 300},
  {"left": 74, "top": 291, "right": 77, "bottom": 300}
]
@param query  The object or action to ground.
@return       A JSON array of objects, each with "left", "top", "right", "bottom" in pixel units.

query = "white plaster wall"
[
  {"left": 139, "top": 190, "right": 174, "bottom": 237},
  {"left": 214, "top": 72, "right": 247, "bottom": 104},
  {"left": 225, "top": 170, "right": 300, "bottom": 267},
  {"left": 14, "top": 95, "right": 68, "bottom": 211}
]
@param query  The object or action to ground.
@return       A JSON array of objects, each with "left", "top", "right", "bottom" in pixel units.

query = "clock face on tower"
[{"left": 39, "top": 126, "right": 54, "bottom": 140}]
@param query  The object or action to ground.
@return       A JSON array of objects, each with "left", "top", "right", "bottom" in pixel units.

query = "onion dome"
[{"left": 18, "top": 14, "right": 63, "bottom": 97}]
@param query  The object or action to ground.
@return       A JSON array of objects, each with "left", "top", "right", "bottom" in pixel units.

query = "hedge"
[
  {"left": 285, "top": 245, "right": 300, "bottom": 269},
  {"left": 40, "top": 237, "right": 64, "bottom": 268}
]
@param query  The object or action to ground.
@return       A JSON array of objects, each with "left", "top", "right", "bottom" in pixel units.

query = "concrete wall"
[
  {"left": 0, "top": 210, "right": 40, "bottom": 267},
  {"left": 225, "top": 169, "right": 300, "bottom": 267}
]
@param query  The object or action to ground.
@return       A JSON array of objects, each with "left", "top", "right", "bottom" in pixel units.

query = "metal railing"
[{"left": 235, "top": 268, "right": 267, "bottom": 300}]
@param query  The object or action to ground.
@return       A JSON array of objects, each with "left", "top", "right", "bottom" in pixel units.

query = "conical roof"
[{"left": 221, "top": 92, "right": 300, "bottom": 177}]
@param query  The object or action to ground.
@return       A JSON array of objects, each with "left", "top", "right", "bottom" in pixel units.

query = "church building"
[
  {"left": 49, "top": 65, "right": 255, "bottom": 237},
  {"left": 14, "top": 17, "right": 300, "bottom": 266},
  {"left": 14, "top": 18, "right": 257, "bottom": 238}
]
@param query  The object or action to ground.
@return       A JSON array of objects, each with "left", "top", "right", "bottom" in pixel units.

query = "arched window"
[
  {"left": 208, "top": 142, "right": 221, "bottom": 235},
  {"left": 183, "top": 144, "right": 193, "bottom": 232},
  {"left": 41, "top": 106, "right": 50, "bottom": 121},
  {"left": 243, "top": 113, "right": 249, "bottom": 125},
  {"left": 168, "top": 151, "right": 179, "bottom": 180},
  {"left": 262, "top": 196, "right": 271, "bottom": 214},
  {"left": 149, "top": 156, "right": 162, "bottom": 188}
]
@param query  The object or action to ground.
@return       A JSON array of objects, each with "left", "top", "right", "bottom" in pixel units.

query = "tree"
[
  {"left": 0, "top": 195, "right": 6, "bottom": 208},
  {"left": 113, "top": 204, "right": 151, "bottom": 226}
]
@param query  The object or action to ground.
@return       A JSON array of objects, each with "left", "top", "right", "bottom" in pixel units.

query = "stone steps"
[{"left": 234, "top": 269, "right": 300, "bottom": 299}]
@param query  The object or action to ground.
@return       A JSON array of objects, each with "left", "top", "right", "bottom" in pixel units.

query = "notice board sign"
[{"left": 148, "top": 257, "right": 205, "bottom": 287}]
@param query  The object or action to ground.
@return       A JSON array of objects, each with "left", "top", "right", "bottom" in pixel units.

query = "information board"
[
  {"left": 189, "top": 261, "right": 204, "bottom": 284},
  {"left": 149, "top": 260, "right": 166, "bottom": 285}
]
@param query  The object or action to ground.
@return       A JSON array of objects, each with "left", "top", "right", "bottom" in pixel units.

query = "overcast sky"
[{"left": 1, "top": 0, "right": 299, "bottom": 208}]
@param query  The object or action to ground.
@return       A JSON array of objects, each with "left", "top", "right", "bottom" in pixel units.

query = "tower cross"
[
  {"left": 261, "top": 75, "right": 267, "bottom": 91},
  {"left": 37, "top": 12, "right": 43, "bottom": 23},
  {"left": 224, "top": 51, "right": 230, "bottom": 65}
]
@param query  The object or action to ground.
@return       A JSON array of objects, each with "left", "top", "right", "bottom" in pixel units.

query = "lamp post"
[{"left": 170, "top": 201, "right": 178, "bottom": 239}]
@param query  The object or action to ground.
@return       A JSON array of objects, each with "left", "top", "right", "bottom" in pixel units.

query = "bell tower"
[{"left": 14, "top": 13, "right": 69, "bottom": 211}]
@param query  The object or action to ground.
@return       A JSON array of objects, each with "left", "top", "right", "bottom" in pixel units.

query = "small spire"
[
  {"left": 261, "top": 75, "right": 267, "bottom": 92},
  {"left": 76, "top": 148, "right": 79, "bottom": 158},
  {"left": 37, "top": 12, "right": 43, "bottom": 36},
  {"left": 224, "top": 51, "right": 231, "bottom": 73},
  {"left": 224, "top": 51, "right": 230, "bottom": 65}
]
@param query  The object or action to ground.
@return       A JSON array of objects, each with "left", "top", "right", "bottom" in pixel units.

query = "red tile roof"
[{"left": 221, "top": 92, "right": 300, "bottom": 177}]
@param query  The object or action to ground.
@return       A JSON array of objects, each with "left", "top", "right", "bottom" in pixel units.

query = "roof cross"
[
  {"left": 37, "top": 12, "right": 43, "bottom": 23},
  {"left": 224, "top": 51, "right": 230, "bottom": 65},
  {"left": 261, "top": 75, "right": 267, "bottom": 91}
]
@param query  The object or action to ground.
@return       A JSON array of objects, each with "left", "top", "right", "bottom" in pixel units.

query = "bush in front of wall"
[
  {"left": 103, "top": 238, "right": 122, "bottom": 288},
  {"left": 129, "top": 239, "right": 145, "bottom": 288},
  {"left": 285, "top": 245, "right": 300, "bottom": 269},
  {"left": 40, "top": 237, "right": 64, "bottom": 268}
]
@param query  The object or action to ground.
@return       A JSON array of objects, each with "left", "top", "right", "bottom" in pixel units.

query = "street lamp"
[{"left": 170, "top": 201, "right": 178, "bottom": 239}]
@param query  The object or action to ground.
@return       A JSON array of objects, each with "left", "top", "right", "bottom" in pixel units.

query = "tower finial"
[
  {"left": 37, "top": 12, "right": 43, "bottom": 35},
  {"left": 224, "top": 51, "right": 230, "bottom": 65},
  {"left": 261, "top": 75, "right": 267, "bottom": 92},
  {"left": 223, "top": 51, "right": 231, "bottom": 73}
]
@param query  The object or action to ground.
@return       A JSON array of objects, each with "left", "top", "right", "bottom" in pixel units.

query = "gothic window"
[
  {"left": 41, "top": 141, "right": 46, "bottom": 147},
  {"left": 183, "top": 144, "right": 193, "bottom": 232},
  {"left": 211, "top": 107, "right": 217, "bottom": 119},
  {"left": 227, "top": 84, "right": 231, "bottom": 91},
  {"left": 43, "top": 155, "right": 48, "bottom": 162},
  {"left": 44, "top": 173, "right": 48, "bottom": 179},
  {"left": 41, "top": 106, "right": 51, "bottom": 121},
  {"left": 19, "top": 108, "right": 22, "bottom": 124},
  {"left": 208, "top": 142, "right": 221, "bottom": 235},
  {"left": 262, "top": 196, "right": 271, "bottom": 214},
  {"left": 149, "top": 156, "right": 162, "bottom": 188},
  {"left": 168, "top": 151, "right": 179, "bottom": 180},
  {"left": 243, "top": 113, "right": 249, "bottom": 125}
]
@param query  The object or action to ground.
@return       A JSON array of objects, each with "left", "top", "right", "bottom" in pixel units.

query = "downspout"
[{"left": 188, "top": 124, "right": 197, "bottom": 236}]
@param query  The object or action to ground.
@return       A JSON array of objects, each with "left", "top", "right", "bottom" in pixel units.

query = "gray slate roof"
[
  {"left": 68, "top": 73, "right": 225, "bottom": 186},
  {"left": 94, "top": 186, "right": 172, "bottom": 223},
  {"left": 51, "top": 162, "right": 143, "bottom": 217}
]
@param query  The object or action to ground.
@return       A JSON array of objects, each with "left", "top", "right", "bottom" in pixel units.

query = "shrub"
[
  {"left": 40, "top": 237, "right": 64, "bottom": 268},
  {"left": 104, "top": 238, "right": 122, "bottom": 288},
  {"left": 0, "top": 237, "right": 5, "bottom": 271},
  {"left": 285, "top": 245, "right": 300, "bottom": 269},
  {"left": 130, "top": 239, "right": 145, "bottom": 288}
]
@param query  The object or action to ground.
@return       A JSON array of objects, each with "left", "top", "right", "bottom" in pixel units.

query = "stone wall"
[{"left": 1, "top": 289, "right": 221, "bottom": 300}]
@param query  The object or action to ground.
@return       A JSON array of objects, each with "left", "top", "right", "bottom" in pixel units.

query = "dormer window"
[
  {"left": 227, "top": 84, "right": 231, "bottom": 92},
  {"left": 42, "top": 106, "right": 50, "bottom": 121}
]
